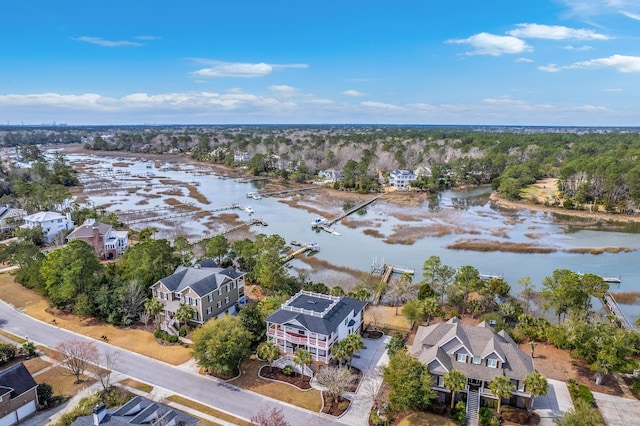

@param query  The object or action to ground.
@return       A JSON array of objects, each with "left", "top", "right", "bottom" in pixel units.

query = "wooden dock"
[
  {"left": 187, "top": 219, "right": 268, "bottom": 245},
  {"left": 121, "top": 203, "right": 243, "bottom": 225},
  {"left": 281, "top": 243, "right": 320, "bottom": 263},
  {"left": 603, "top": 292, "right": 634, "bottom": 329},
  {"left": 83, "top": 183, "right": 175, "bottom": 193},
  {"left": 326, "top": 194, "right": 384, "bottom": 226},
  {"left": 259, "top": 186, "right": 318, "bottom": 197}
]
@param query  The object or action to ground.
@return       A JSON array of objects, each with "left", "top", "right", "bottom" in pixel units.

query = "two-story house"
[
  {"left": 266, "top": 290, "right": 367, "bottom": 370},
  {"left": 0, "top": 205, "right": 26, "bottom": 233},
  {"left": 150, "top": 259, "right": 245, "bottom": 333},
  {"left": 66, "top": 219, "right": 129, "bottom": 259},
  {"left": 411, "top": 317, "right": 534, "bottom": 416},
  {"left": 388, "top": 169, "right": 417, "bottom": 189},
  {"left": 21, "top": 211, "right": 74, "bottom": 243},
  {"left": 0, "top": 363, "right": 39, "bottom": 425}
]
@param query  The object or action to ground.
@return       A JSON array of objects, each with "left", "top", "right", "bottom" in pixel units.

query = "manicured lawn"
[
  {"left": 167, "top": 395, "right": 250, "bottom": 426},
  {"left": 0, "top": 273, "right": 192, "bottom": 365},
  {"left": 397, "top": 412, "right": 457, "bottom": 426},
  {"left": 365, "top": 305, "right": 412, "bottom": 333},
  {"left": 0, "top": 329, "right": 27, "bottom": 344},
  {"left": 23, "top": 356, "right": 53, "bottom": 375},
  {"left": 119, "top": 378, "right": 153, "bottom": 393},
  {"left": 229, "top": 357, "right": 323, "bottom": 412},
  {"left": 35, "top": 366, "right": 95, "bottom": 397}
]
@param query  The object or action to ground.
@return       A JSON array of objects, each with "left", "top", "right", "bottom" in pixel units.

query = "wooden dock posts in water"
[
  {"left": 603, "top": 291, "right": 634, "bottom": 330},
  {"left": 281, "top": 242, "right": 320, "bottom": 263}
]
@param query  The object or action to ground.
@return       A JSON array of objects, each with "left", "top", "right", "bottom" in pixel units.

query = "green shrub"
[
  {"left": 370, "top": 409, "right": 391, "bottom": 426},
  {"left": 452, "top": 400, "right": 467, "bottom": 425},
  {"left": 154, "top": 329, "right": 165, "bottom": 339},
  {"left": 501, "top": 406, "right": 530, "bottom": 424},
  {"left": 167, "top": 334, "right": 179, "bottom": 344},
  {"left": 567, "top": 379, "right": 595, "bottom": 406},
  {"left": 37, "top": 383, "right": 54, "bottom": 407},
  {"left": 282, "top": 365, "right": 294, "bottom": 376},
  {"left": 179, "top": 326, "right": 188, "bottom": 337},
  {"left": 0, "top": 343, "right": 17, "bottom": 365},
  {"left": 628, "top": 376, "right": 640, "bottom": 398}
]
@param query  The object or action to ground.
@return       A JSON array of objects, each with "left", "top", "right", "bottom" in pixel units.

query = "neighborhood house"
[
  {"left": 21, "top": 211, "right": 74, "bottom": 242},
  {"left": 0, "top": 363, "right": 39, "bottom": 425},
  {"left": 150, "top": 259, "right": 246, "bottom": 334},
  {"left": 411, "top": 317, "right": 535, "bottom": 418},
  {"left": 66, "top": 218, "right": 129, "bottom": 259},
  {"left": 266, "top": 290, "right": 367, "bottom": 370},
  {"left": 388, "top": 169, "right": 417, "bottom": 188}
]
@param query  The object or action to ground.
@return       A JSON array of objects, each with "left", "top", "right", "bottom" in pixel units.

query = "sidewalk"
[
  {"left": 533, "top": 378, "right": 573, "bottom": 426},
  {"left": 593, "top": 391, "right": 640, "bottom": 426}
]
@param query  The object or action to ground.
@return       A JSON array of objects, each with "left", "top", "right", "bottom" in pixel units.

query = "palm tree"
[
  {"left": 257, "top": 341, "right": 281, "bottom": 373},
  {"left": 443, "top": 369, "right": 467, "bottom": 409},
  {"left": 175, "top": 303, "right": 195, "bottom": 327},
  {"left": 343, "top": 333, "right": 364, "bottom": 368},
  {"left": 293, "top": 348, "right": 313, "bottom": 383},
  {"left": 331, "top": 340, "right": 349, "bottom": 367},
  {"left": 144, "top": 298, "right": 163, "bottom": 325},
  {"left": 422, "top": 297, "right": 440, "bottom": 325},
  {"left": 524, "top": 371, "right": 548, "bottom": 412},
  {"left": 488, "top": 375, "right": 514, "bottom": 414},
  {"left": 330, "top": 286, "right": 345, "bottom": 297}
]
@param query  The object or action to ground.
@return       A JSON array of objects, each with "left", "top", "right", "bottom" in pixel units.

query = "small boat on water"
[
  {"left": 311, "top": 217, "right": 328, "bottom": 227},
  {"left": 240, "top": 206, "right": 254, "bottom": 214},
  {"left": 290, "top": 240, "right": 302, "bottom": 246}
]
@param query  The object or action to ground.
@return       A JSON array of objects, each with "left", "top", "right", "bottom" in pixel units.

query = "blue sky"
[{"left": 1, "top": 0, "right": 639, "bottom": 125}]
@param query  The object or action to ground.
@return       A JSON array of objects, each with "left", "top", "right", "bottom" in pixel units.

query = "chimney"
[
  {"left": 489, "top": 320, "right": 496, "bottom": 328},
  {"left": 92, "top": 403, "right": 107, "bottom": 425}
]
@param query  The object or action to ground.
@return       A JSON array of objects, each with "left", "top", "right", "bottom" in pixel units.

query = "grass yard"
[
  {"left": 397, "top": 412, "right": 457, "bottom": 426},
  {"left": 229, "top": 358, "right": 323, "bottom": 412},
  {"left": 167, "top": 395, "right": 250, "bottom": 426},
  {"left": 365, "top": 305, "right": 412, "bottom": 334},
  {"left": 0, "top": 329, "right": 26, "bottom": 344},
  {"left": 23, "top": 356, "right": 52, "bottom": 375},
  {"left": 0, "top": 273, "right": 191, "bottom": 365},
  {"left": 35, "top": 366, "right": 95, "bottom": 397},
  {"left": 119, "top": 378, "right": 153, "bottom": 393}
]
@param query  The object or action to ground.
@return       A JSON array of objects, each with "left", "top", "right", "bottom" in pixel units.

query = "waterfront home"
[
  {"left": 66, "top": 218, "right": 128, "bottom": 259},
  {"left": 21, "top": 211, "right": 74, "bottom": 243},
  {"left": 0, "top": 205, "right": 26, "bottom": 233},
  {"left": 266, "top": 290, "right": 366, "bottom": 370},
  {"left": 318, "top": 169, "right": 344, "bottom": 182},
  {"left": 233, "top": 150, "right": 251, "bottom": 162},
  {"left": 150, "top": 259, "right": 246, "bottom": 334},
  {"left": 388, "top": 169, "right": 417, "bottom": 188},
  {"left": 411, "top": 317, "right": 534, "bottom": 418},
  {"left": 0, "top": 363, "right": 39, "bottom": 425}
]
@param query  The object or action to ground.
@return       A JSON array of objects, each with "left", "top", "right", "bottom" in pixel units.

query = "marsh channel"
[{"left": 62, "top": 150, "right": 640, "bottom": 324}]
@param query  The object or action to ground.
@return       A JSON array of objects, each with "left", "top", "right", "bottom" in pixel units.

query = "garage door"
[
  {"left": 0, "top": 411, "right": 17, "bottom": 426},
  {"left": 17, "top": 400, "right": 36, "bottom": 420}
]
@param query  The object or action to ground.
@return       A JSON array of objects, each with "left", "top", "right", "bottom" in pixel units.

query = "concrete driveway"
[
  {"left": 593, "top": 391, "right": 640, "bottom": 426},
  {"left": 533, "top": 378, "right": 573, "bottom": 426}
]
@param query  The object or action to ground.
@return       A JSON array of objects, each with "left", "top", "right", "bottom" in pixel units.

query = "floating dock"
[{"left": 281, "top": 242, "right": 320, "bottom": 263}]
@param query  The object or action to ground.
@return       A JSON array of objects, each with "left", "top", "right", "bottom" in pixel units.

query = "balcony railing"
[{"left": 268, "top": 330, "right": 333, "bottom": 348}]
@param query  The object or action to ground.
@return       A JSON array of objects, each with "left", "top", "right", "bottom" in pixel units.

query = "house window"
[
  {"left": 487, "top": 359, "right": 497, "bottom": 368},
  {"left": 227, "top": 283, "right": 231, "bottom": 292},
  {"left": 185, "top": 296, "right": 191, "bottom": 304},
  {"left": 218, "top": 289, "right": 222, "bottom": 296},
  {"left": 224, "top": 296, "right": 230, "bottom": 304},
  {"left": 192, "top": 299, "right": 197, "bottom": 306},
  {"left": 217, "top": 301, "right": 222, "bottom": 309},
  {"left": 517, "top": 381, "right": 525, "bottom": 392},
  {"left": 472, "top": 356, "right": 481, "bottom": 365},
  {"left": 207, "top": 307, "right": 212, "bottom": 315},
  {"left": 232, "top": 281, "right": 237, "bottom": 289},
  {"left": 208, "top": 294, "right": 213, "bottom": 302},
  {"left": 192, "top": 311, "right": 198, "bottom": 320},
  {"left": 437, "top": 376, "right": 445, "bottom": 387},
  {"left": 456, "top": 353, "right": 467, "bottom": 363}
]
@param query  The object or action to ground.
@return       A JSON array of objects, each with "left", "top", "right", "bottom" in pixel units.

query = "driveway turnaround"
[
  {"left": 593, "top": 391, "right": 640, "bottom": 426},
  {"left": 0, "top": 300, "right": 341, "bottom": 425}
]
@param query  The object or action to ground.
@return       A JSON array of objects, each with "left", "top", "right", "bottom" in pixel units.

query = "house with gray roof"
[
  {"left": 73, "top": 396, "right": 198, "bottom": 426},
  {"left": 0, "top": 362, "right": 39, "bottom": 425},
  {"left": 66, "top": 219, "right": 128, "bottom": 259},
  {"left": 150, "top": 259, "right": 246, "bottom": 334},
  {"left": 411, "top": 317, "right": 535, "bottom": 418},
  {"left": 266, "top": 290, "right": 366, "bottom": 369}
]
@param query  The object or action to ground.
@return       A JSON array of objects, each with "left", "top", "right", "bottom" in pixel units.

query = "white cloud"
[
  {"left": 516, "top": 57, "right": 534, "bottom": 63},
  {"left": 447, "top": 33, "right": 532, "bottom": 56},
  {"left": 73, "top": 36, "right": 143, "bottom": 47},
  {"left": 605, "top": 88, "right": 623, "bottom": 92},
  {"left": 269, "top": 85, "right": 297, "bottom": 94},
  {"left": 568, "top": 54, "right": 640, "bottom": 72},
  {"left": 621, "top": 10, "right": 640, "bottom": 20},
  {"left": 343, "top": 90, "right": 365, "bottom": 97},
  {"left": 508, "top": 23, "right": 609, "bottom": 40},
  {"left": 538, "top": 64, "right": 562, "bottom": 72},
  {"left": 564, "top": 45, "right": 593, "bottom": 51},
  {"left": 192, "top": 61, "right": 308, "bottom": 78},
  {"left": 360, "top": 101, "right": 404, "bottom": 110}
]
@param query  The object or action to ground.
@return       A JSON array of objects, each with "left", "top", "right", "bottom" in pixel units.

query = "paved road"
[
  {"left": 0, "top": 300, "right": 340, "bottom": 426},
  {"left": 593, "top": 391, "right": 640, "bottom": 426}
]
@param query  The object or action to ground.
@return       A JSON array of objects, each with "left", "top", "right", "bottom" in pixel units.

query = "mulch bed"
[
  {"left": 259, "top": 366, "right": 313, "bottom": 390},
  {"left": 322, "top": 393, "right": 351, "bottom": 416},
  {"left": 346, "top": 365, "right": 363, "bottom": 392},
  {"left": 363, "top": 329, "right": 384, "bottom": 339}
]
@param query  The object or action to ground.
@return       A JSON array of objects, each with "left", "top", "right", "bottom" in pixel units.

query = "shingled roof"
[
  {"left": 0, "top": 362, "right": 38, "bottom": 398},
  {"left": 155, "top": 259, "right": 245, "bottom": 297},
  {"left": 266, "top": 291, "right": 367, "bottom": 335},
  {"left": 411, "top": 317, "right": 534, "bottom": 382}
]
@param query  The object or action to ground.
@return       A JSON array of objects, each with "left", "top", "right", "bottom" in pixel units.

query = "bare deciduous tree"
[
  {"left": 250, "top": 404, "right": 291, "bottom": 426},
  {"left": 55, "top": 339, "right": 98, "bottom": 384},
  {"left": 95, "top": 348, "right": 119, "bottom": 392},
  {"left": 316, "top": 366, "right": 358, "bottom": 403}
]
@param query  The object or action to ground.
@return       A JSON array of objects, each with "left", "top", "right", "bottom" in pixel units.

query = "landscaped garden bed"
[
  {"left": 363, "top": 329, "right": 384, "bottom": 339},
  {"left": 259, "top": 365, "right": 313, "bottom": 390},
  {"left": 322, "top": 393, "right": 351, "bottom": 416}
]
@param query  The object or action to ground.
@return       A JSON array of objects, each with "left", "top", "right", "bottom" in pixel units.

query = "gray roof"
[
  {"left": 411, "top": 317, "right": 534, "bottom": 381},
  {"left": 0, "top": 362, "right": 38, "bottom": 398},
  {"left": 67, "top": 220, "right": 113, "bottom": 240},
  {"left": 72, "top": 396, "right": 199, "bottom": 426},
  {"left": 155, "top": 259, "right": 245, "bottom": 297},
  {"left": 266, "top": 291, "right": 367, "bottom": 335}
]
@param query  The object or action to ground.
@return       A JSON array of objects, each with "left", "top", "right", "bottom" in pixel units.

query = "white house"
[
  {"left": 21, "top": 211, "right": 74, "bottom": 242},
  {"left": 233, "top": 151, "right": 251, "bottom": 162},
  {"left": 388, "top": 169, "right": 417, "bottom": 188},
  {"left": 266, "top": 290, "right": 366, "bottom": 369}
]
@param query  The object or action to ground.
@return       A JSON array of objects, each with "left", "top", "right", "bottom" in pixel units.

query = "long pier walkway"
[
  {"left": 187, "top": 219, "right": 267, "bottom": 245},
  {"left": 370, "top": 259, "right": 415, "bottom": 304},
  {"left": 281, "top": 243, "right": 320, "bottom": 263},
  {"left": 83, "top": 183, "right": 175, "bottom": 193},
  {"left": 604, "top": 292, "right": 634, "bottom": 329},
  {"left": 259, "top": 186, "right": 318, "bottom": 197},
  {"left": 122, "top": 204, "right": 243, "bottom": 225},
  {"left": 326, "top": 193, "right": 384, "bottom": 226}
]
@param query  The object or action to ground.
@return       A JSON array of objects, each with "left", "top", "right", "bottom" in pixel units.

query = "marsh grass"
[
  {"left": 363, "top": 229, "right": 385, "bottom": 238},
  {"left": 566, "top": 247, "right": 633, "bottom": 255},
  {"left": 610, "top": 292, "right": 640, "bottom": 305},
  {"left": 447, "top": 239, "right": 557, "bottom": 253}
]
